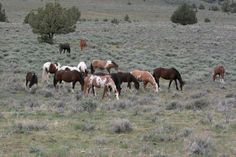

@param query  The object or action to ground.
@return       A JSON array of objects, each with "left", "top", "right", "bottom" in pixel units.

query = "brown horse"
[
  {"left": 83, "top": 74, "right": 119, "bottom": 100},
  {"left": 26, "top": 72, "right": 38, "bottom": 89},
  {"left": 131, "top": 70, "right": 158, "bottom": 92},
  {"left": 53, "top": 69, "right": 84, "bottom": 92},
  {"left": 213, "top": 65, "right": 225, "bottom": 83},
  {"left": 42, "top": 62, "right": 61, "bottom": 83},
  {"left": 91, "top": 60, "right": 119, "bottom": 74},
  {"left": 153, "top": 67, "right": 185, "bottom": 91},
  {"left": 80, "top": 39, "right": 87, "bottom": 51}
]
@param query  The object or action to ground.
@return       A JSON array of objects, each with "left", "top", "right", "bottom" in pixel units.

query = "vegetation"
[
  {"left": 124, "top": 14, "right": 131, "bottom": 22},
  {"left": 25, "top": 2, "right": 80, "bottom": 44},
  {"left": 171, "top": 3, "right": 197, "bottom": 25},
  {"left": 0, "top": 2, "right": 7, "bottom": 22},
  {"left": 205, "top": 17, "right": 211, "bottom": 22},
  {"left": 199, "top": 4, "right": 205, "bottom": 10}
]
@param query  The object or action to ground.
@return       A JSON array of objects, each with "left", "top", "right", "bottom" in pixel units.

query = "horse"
[
  {"left": 77, "top": 61, "right": 88, "bottom": 76},
  {"left": 42, "top": 62, "right": 61, "bottom": 83},
  {"left": 91, "top": 60, "right": 119, "bottom": 74},
  {"left": 59, "top": 43, "right": 71, "bottom": 54},
  {"left": 26, "top": 72, "right": 38, "bottom": 89},
  {"left": 94, "top": 72, "right": 139, "bottom": 95},
  {"left": 213, "top": 65, "right": 225, "bottom": 83},
  {"left": 83, "top": 74, "right": 119, "bottom": 100},
  {"left": 80, "top": 39, "right": 87, "bottom": 51},
  {"left": 53, "top": 69, "right": 84, "bottom": 92},
  {"left": 131, "top": 70, "right": 158, "bottom": 92},
  {"left": 153, "top": 67, "right": 185, "bottom": 91}
]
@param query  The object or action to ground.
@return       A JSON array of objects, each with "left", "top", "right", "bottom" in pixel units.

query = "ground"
[{"left": 0, "top": 0, "right": 236, "bottom": 156}]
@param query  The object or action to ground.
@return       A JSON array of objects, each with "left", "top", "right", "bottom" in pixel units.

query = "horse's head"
[
  {"left": 111, "top": 61, "right": 119, "bottom": 71},
  {"left": 180, "top": 81, "right": 185, "bottom": 91}
]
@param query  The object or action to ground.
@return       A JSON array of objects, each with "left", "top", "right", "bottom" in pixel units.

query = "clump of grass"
[
  {"left": 94, "top": 136, "right": 110, "bottom": 145},
  {"left": 205, "top": 18, "right": 211, "bottom": 23},
  {"left": 165, "top": 101, "right": 182, "bottom": 110},
  {"left": 178, "top": 128, "right": 193, "bottom": 138},
  {"left": 12, "top": 121, "right": 48, "bottom": 134},
  {"left": 29, "top": 144, "right": 44, "bottom": 156},
  {"left": 74, "top": 122, "right": 95, "bottom": 132},
  {"left": 185, "top": 135, "right": 214, "bottom": 156},
  {"left": 104, "top": 99, "right": 134, "bottom": 110},
  {"left": 111, "top": 18, "right": 119, "bottom": 24},
  {"left": 80, "top": 98, "right": 98, "bottom": 113},
  {"left": 185, "top": 99, "right": 209, "bottom": 110},
  {"left": 111, "top": 118, "right": 133, "bottom": 133}
]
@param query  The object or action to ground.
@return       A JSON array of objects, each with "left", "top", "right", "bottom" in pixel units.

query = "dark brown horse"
[
  {"left": 26, "top": 72, "right": 38, "bottom": 89},
  {"left": 80, "top": 39, "right": 87, "bottom": 51},
  {"left": 53, "top": 70, "right": 84, "bottom": 92},
  {"left": 213, "top": 65, "right": 225, "bottom": 83},
  {"left": 153, "top": 67, "right": 185, "bottom": 91},
  {"left": 91, "top": 60, "right": 118, "bottom": 74},
  {"left": 59, "top": 43, "right": 71, "bottom": 54}
]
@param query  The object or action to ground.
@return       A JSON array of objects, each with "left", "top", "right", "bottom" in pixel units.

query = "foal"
[
  {"left": 83, "top": 74, "right": 119, "bottom": 100},
  {"left": 26, "top": 72, "right": 38, "bottom": 89},
  {"left": 153, "top": 67, "right": 185, "bottom": 91},
  {"left": 213, "top": 65, "right": 225, "bottom": 83}
]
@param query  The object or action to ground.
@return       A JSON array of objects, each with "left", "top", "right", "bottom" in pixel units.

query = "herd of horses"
[{"left": 26, "top": 59, "right": 226, "bottom": 100}]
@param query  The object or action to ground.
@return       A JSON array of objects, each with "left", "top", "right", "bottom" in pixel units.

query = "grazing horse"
[
  {"left": 42, "top": 62, "right": 61, "bottom": 83},
  {"left": 213, "top": 65, "right": 225, "bottom": 83},
  {"left": 53, "top": 70, "right": 84, "bottom": 92},
  {"left": 59, "top": 43, "right": 71, "bottom": 54},
  {"left": 77, "top": 61, "right": 88, "bottom": 75},
  {"left": 153, "top": 67, "right": 185, "bottom": 91},
  {"left": 131, "top": 70, "right": 158, "bottom": 92},
  {"left": 83, "top": 74, "right": 119, "bottom": 100},
  {"left": 80, "top": 39, "right": 87, "bottom": 51},
  {"left": 26, "top": 72, "right": 38, "bottom": 89},
  {"left": 91, "top": 60, "right": 119, "bottom": 74},
  {"left": 94, "top": 72, "right": 139, "bottom": 95}
]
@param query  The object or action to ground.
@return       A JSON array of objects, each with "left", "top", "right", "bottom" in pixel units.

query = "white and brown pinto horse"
[
  {"left": 213, "top": 65, "right": 225, "bottom": 84},
  {"left": 131, "top": 70, "right": 158, "bottom": 93},
  {"left": 91, "top": 60, "right": 118, "bottom": 74},
  {"left": 59, "top": 61, "right": 88, "bottom": 76},
  {"left": 83, "top": 74, "right": 119, "bottom": 100},
  {"left": 42, "top": 62, "right": 61, "bottom": 83}
]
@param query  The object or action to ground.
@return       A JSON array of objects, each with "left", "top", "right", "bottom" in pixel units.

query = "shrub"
[
  {"left": 210, "top": 5, "right": 219, "bottom": 11},
  {"left": 111, "top": 118, "right": 133, "bottom": 133},
  {"left": 25, "top": 2, "right": 80, "bottom": 44},
  {"left": 204, "top": 18, "right": 211, "bottom": 23},
  {"left": 185, "top": 99, "right": 209, "bottom": 110},
  {"left": 199, "top": 4, "right": 205, "bottom": 10},
  {"left": 80, "top": 99, "right": 98, "bottom": 113},
  {"left": 171, "top": 3, "right": 197, "bottom": 25},
  {"left": 0, "top": 2, "right": 7, "bottom": 22},
  {"left": 124, "top": 14, "right": 131, "bottom": 22},
  {"left": 111, "top": 18, "right": 119, "bottom": 24},
  {"left": 221, "top": 0, "right": 231, "bottom": 12}
]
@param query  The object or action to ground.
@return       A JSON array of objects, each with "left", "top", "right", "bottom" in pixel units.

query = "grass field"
[{"left": 0, "top": 0, "right": 236, "bottom": 156}]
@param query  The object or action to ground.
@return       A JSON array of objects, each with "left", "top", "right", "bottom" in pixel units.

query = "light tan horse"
[
  {"left": 213, "top": 65, "right": 225, "bottom": 84},
  {"left": 83, "top": 74, "right": 119, "bottom": 100},
  {"left": 131, "top": 70, "right": 158, "bottom": 92},
  {"left": 91, "top": 60, "right": 118, "bottom": 74}
]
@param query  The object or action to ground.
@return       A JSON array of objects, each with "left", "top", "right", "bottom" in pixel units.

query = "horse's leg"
[
  {"left": 174, "top": 79, "right": 179, "bottom": 90},
  {"left": 107, "top": 68, "right": 110, "bottom": 74},
  {"left": 26, "top": 80, "right": 28, "bottom": 87},
  {"left": 102, "top": 86, "right": 108, "bottom": 99},
  {"left": 143, "top": 81, "right": 148, "bottom": 88},
  {"left": 72, "top": 81, "right": 76, "bottom": 93},
  {"left": 168, "top": 80, "right": 173, "bottom": 90}
]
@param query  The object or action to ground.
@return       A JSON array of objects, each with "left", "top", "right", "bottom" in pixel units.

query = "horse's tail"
[
  {"left": 152, "top": 71, "right": 158, "bottom": 84},
  {"left": 172, "top": 68, "right": 184, "bottom": 85},
  {"left": 90, "top": 63, "right": 94, "bottom": 74},
  {"left": 53, "top": 73, "right": 57, "bottom": 88}
]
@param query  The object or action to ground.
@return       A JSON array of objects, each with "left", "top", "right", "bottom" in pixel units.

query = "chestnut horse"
[
  {"left": 131, "top": 70, "right": 158, "bottom": 92},
  {"left": 80, "top": 39, "right": 87, "bottom": 51},
  {"left": 213, "top": 65, "right": 225, "bottom": 83},
  {"left": 26, "top": 72, "right": 38, "bottom": 89},
  {"left": 91, "top": 60, "right": 118, "bottom": 74},
  {"left": 42, "top": 62, "right": 61, "bottom": 83},
  {"left": 59, "top": 43, "right": 70, "bottom": 54},
  {"left": 83, "top": 74, "right": 119, "bottom": 100},
  {"left": 54, "top": 70, "right": 84, "bottom": 92},
  {"left": 153, "top": 67, "right": 185, "bottom": 91}
]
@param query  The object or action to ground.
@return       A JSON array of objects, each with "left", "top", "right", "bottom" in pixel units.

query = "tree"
[
  {"left": 25, "top": 2, "right": 80, "bottom": 44},
  {"left": 0, "top": 2, "right": 7, "bottom": 22},
  {"left": 171, "top": 3, "right": 197, "bottom": 25}
]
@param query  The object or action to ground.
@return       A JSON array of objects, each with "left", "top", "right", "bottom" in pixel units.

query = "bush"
[
  {"left": 199, "top": 4, "right": 205, "bottom": 10},
  {"left": 124, "top": 14, "right": 131, "bottom": 22},
  {"left": 204, "top": 18, "right": 211, "bottom": 23},
  {"left": 111, "top": 18, "right": 119, "bottom": 24},
  {"left": 222, "top": 0, "right": 231, "bottom": 12},
  {"left": 25, "top": 2, "right": 80, "bottom": 44},
  {"left": 210, "top": 5, "right": 219, "bottom": 11},
  {"left": 171, "top": 3, "right": 197, "bottom": 25},
  {"left": 111, "top": 118, "right": 133, "bottom": 133},
  {"left": 0, "top": 2, "right": 7, "bottom": 22}
]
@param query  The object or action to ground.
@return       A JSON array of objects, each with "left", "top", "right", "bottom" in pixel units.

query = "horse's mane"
[{"left": 111, "top": 61, "right": 119, "bottom": 67}]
